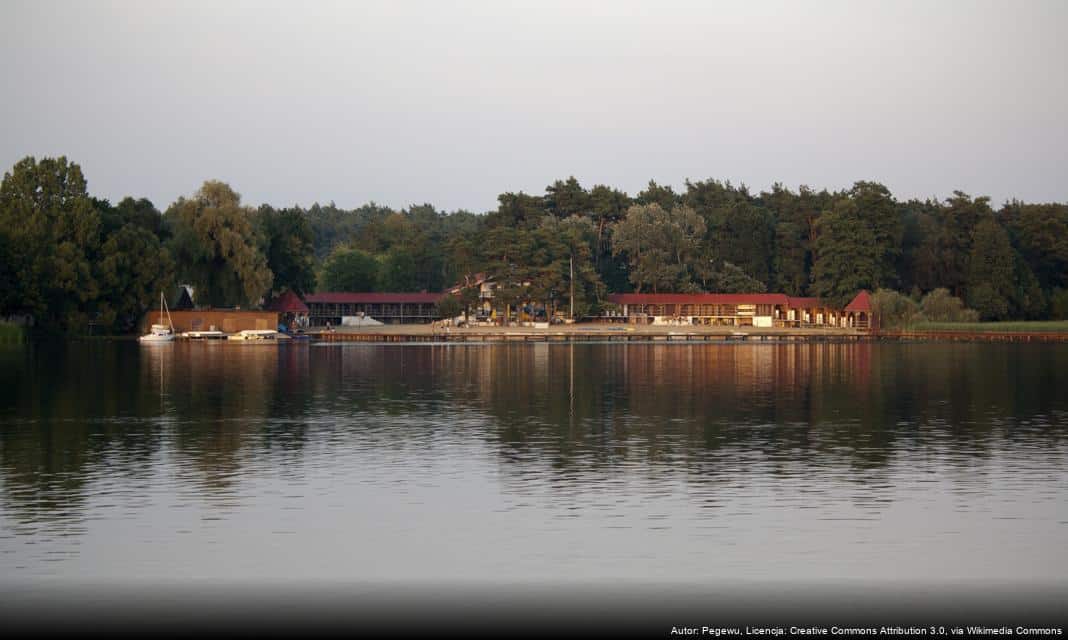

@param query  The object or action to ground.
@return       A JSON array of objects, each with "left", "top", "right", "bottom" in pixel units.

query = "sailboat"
[{"left": 139, "top": 292, "right": 176, "bottom": 343}]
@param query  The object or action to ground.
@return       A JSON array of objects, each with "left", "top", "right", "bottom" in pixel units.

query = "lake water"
[{"left": 1, "top": 341, "right": 1067, "bottom": 627}]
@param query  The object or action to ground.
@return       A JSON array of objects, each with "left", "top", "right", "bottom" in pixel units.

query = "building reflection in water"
[{"left": 1, "top": 341, "right": 1066, "bottom": 554}]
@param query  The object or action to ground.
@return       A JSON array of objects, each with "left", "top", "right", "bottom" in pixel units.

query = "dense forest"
[{"left": 1, "top": 155, "right": 1066, "bottom": 333}]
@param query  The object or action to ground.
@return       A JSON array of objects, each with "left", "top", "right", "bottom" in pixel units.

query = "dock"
[
  {"left": 308, "top": 328, "right": 871, "bottom": 343},
  {"left": 876, "top": 330, "right": 1068, "bottom": 343},
  {"left": 304, "top": 327, "right": 1068, "bottom": 344}
]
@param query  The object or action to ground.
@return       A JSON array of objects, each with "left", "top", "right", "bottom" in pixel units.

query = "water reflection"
[{"left": 1, "top": 341, "right": 1066, "bottom": 582}]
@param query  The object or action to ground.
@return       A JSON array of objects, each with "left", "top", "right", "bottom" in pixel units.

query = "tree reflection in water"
[{"left": 0, "top": 341, "right": 1066, "bottom": 577}]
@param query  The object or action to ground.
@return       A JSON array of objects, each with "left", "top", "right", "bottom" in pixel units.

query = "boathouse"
[
  {"left": 304, "top": 292, "right": 444, "bottom": 326},
  {"left": 141, "top": 309, "right": 281, "bottom": 334},
  {"left": 606, "top": 291, "right": 873, "bottom": 329}
]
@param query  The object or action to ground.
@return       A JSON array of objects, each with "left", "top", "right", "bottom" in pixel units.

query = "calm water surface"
[{"left": 1, "top": 341, "right": 1066, "bottom": 585}]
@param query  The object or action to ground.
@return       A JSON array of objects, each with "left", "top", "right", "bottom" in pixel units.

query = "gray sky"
[{"left": 2, "top": 0, "right": 1066, "bottom": 212}]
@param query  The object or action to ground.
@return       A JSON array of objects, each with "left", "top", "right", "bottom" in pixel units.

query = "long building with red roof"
[
  {"left": 304, "top": 292, "right": 445, "bottom": 325},
  {"left": 606, "top": 291, "right": 873, "bottom": 330}
]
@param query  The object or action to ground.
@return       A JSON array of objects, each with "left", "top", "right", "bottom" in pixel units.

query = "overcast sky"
[{"left": 2, "top": 0, "right": 1065, "bottom": 212}]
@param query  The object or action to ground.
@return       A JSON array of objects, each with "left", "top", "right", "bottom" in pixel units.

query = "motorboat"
[
  {"left": 182, "top": 330, "right": 227, "bottom": 340},
  {"left": 139, "top": 293, "right": 175, "bottom": 343},
  {"left": 227, "top": 329, "right": 287, "bottom": 341}
]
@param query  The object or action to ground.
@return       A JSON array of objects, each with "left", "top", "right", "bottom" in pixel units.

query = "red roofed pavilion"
[
  {"left": 265, "top": 290, "right": 309, "bottom": 314},
  {"left": 844, "top": 290, "right": 875, "bottom": 330},
  {"left": 844, "top": 290, "right": 872, "bottom": 313}
]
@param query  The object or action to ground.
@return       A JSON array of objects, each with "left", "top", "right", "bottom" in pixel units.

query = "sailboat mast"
[{"left": 163, "top": 292, "right": 174, "bottom": 331}]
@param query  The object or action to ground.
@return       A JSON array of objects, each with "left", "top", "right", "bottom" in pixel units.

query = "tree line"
[{"left": 1, "top": 156, "right": 1066, "bottom": 332}]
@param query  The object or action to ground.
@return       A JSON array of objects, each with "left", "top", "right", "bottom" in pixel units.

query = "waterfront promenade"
[
  {"left": 307, "top": 324, "right": 1068, "bottom": 343},
  {"left": 311, "top": 323, "right": 867, "bottom": 343}
]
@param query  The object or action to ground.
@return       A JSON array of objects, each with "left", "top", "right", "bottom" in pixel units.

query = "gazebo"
[
  {"left": 265, "top": 290, "right": 310, "bottom": 331},
  {"left": 844, "top": 290, "right": 874, "bottom": 330}
]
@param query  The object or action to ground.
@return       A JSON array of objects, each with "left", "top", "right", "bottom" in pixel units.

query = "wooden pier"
[
  {"left": 876, "top": 331, "right": 1068, "bottom": 343},
  {"left": 306, "top": 328, "right": 1068, "bottom": 344},
  {"left": 310, "top": 330, "right": 872, "bottom": 343}
]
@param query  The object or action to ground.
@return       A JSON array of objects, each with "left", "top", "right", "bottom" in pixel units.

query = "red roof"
[
  {"left": 608, "top": 293, "right": 790, "bottom": 305},
  {"left": 305, "top": 292, "right": 444, "bottom": 304},
  {"left": 787, "top": 297, "right": 823, "bottom": 308},
  {"left": 607, "top": 293, "right": 843, "bottom": 309},
  {"left": 265, "top": 290, "right": 309, "bottom": 313},
  {"left": 844, "top": 290, "right": 873, "bottom": 312}
]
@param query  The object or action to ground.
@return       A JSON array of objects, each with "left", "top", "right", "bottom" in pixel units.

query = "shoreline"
[
  {"left": 28, "top": 326, "right": 1068, "bottom": 344},
  {"left": 306, "top": 324, "right": 1068, "bottom": 343}
]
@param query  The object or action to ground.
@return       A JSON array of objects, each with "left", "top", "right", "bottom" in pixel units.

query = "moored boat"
[
  {"left": 139, "top": 293, "right": 175, "bottom": 343},
  {"left": 182, "top": 330, "right": 227, "bottom": 340},
  {"left": 139, "top": 323, "right": 175, "bottom": 343},
  {"left": 227, "top": 329, "right": 287, "bottom": 341}
]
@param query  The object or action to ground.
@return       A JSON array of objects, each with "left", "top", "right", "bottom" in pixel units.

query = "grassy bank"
[
  {"left": 0, "top": 321, "right": 24, "bottom": 344},
  {"left": 904, "top": 320, "right": 1068, "bottom": 333}
]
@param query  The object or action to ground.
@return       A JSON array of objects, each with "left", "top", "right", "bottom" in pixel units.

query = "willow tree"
[{"left": 165, "top": 181, "right": 271, "bottom": 308}]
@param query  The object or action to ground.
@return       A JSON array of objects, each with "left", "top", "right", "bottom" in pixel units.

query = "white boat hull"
[
  {"left": 139, "top": 333, "right": 175, "bottom": 343},
  {"left": 182, "top": 330, "right": 227, "bottom": 340}
]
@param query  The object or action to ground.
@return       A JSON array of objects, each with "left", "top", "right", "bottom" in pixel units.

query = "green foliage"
[
  {"left": 966, "top": 216, "right": 1016, "bottom": 320},
  {"left": 907, "top": 320, "right": 1068, "bottom": 333},
  {"left": 95, "top": 224, "right": 175, "bottom": 331},
  {"left": 870, "top": 288, "right": 918, "bottom": 328},
  {"left": 1011, "top": 253, "right": 1046, "bottom": 319},
  {"left": 7, "top": 153, "right": 1068, "bottom": 333},
  {"left": 0, "top": 229, "right": 21, "bottom": 316},
  {"left": 378, "top": 248, "right": 421, "bottom": 291},
  {"left": 0, "top": 321, "right": 23, "bottom": 344},
  {"left": 435, "top": 295, "right": 463, "bottom": 320},
  {"left": 255, "top": 205, "right": 316, "bottom": 297},
  {"left": 635, "top": 180, "right": 681, "bottom": 210},
  {"left": 918, "top": 288, "right": 979, "bottom": 323},
  {"left": 772, "top": 220, "right": 808, "bottom": 295},
  {"left": 707, "top": 202, "right": 775, "bottom": 286},
  {"left": 0, "top": 156, "right": 101, "bottom": 330},
  {"left": 1000, "top": 201, "right": 1068, "bottom": 291},
  {"left": 457, "top": 285, "right": 481, "bottom": 319},
  {"left": 544, "top": 176, "right": 589, "bottom": 218},
  {"left": 528, "top": 216, "right": 606, "bottom": 316},
  {"left": 811, "top": 199, "right": 880, "bottom": 308},
  {"left": 849, "top": 181, "right": 902, "bottom": 287},
  {"left": 588, "top": 184, "right": 631, "bottom": 291},
  {"left": 706, "top": 262, "right": 766, "bottom": 294},
  {"left": 306, "top": 202, "right": 390, "bottom": 260},
  {"left": 899, "top": 198, "right": 947, "bottom": 292},
  {"left": 165, "top": 181, "right": 272, "bottom": 308},
  {"left": 1051, "top": 288, "right": 1068, "bottom": 320},
  {"left": 811, "top": 183, "right": 902, "bottom": 306},
  {"left": 611, "top": 203, "right": 705, "bottom": 293},
  {"left": 492, "top": 192, "right": 547, "bottom": 228},
  {"left": 934, "top": 192, "right": 992, "bottom": 296},
  {"left": 320, "top": 247, "right": 379, "bottom": 291},
  {"left": 98, "top": 196, "right": 166, "bottom": 237}
]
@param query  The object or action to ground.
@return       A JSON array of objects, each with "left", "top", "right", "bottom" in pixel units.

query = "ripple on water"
[{"left": 0, "top": 342, "right": 1066, "bottom": 582}]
